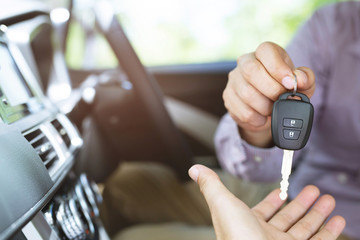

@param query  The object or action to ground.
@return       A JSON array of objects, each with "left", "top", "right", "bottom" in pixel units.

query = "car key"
[{"left": 271, "top": 91, "right": 314, "bottom": 200}]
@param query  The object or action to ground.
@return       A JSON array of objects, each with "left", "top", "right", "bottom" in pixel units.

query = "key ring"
[{"left": 292, "top": 72, "right": 297, "bottom": 96}]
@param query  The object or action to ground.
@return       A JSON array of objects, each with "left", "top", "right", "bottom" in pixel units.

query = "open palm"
[{"left": 189, "top": 165, "right": 346, "bottom": 240}]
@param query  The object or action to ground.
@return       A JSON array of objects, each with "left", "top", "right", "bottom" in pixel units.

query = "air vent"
[
  {"left": 51, "top": 119, "right": 71, "bottom": 148},
  {"left": 24, "top": 128, "right": 58, "bottom": 170}
]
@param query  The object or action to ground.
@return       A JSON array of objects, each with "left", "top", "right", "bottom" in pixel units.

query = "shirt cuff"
[
  {"left": 215, "top": 113, "right": 283, "bottom": 182},
  {"left": 240, "top": 140, "right": 283, "bottom": 182}
]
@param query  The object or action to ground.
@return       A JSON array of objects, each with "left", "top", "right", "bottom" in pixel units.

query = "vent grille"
[
  {"left": 51, "top": 119, "right": 71, "bottom": 148},
  {"left": 24, "top": 128, "right": 58, "bottom": 170}
]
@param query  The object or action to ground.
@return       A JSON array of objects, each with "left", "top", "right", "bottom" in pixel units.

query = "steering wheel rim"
[{"left": 93, "top": 0, "right": 193, "bottom": 181}]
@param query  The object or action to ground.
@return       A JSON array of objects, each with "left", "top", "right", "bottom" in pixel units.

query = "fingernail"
[
  {"left": 281, "top": 76, "right": 294, "bottom": 89},
  {"left": 188, "top": 166, "right": 199, "bottom": 182},
  {"left": 294, "top": 69, "right": 308, "bottom": 85}
]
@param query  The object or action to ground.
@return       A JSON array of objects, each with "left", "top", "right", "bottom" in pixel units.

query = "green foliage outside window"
[{"left": 66, "top": 0, "right": 348, "bottom": 68}]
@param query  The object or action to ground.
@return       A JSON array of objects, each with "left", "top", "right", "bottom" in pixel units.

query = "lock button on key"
[{"left": 283, "top": 129, "right": 300, "bottom": 140}]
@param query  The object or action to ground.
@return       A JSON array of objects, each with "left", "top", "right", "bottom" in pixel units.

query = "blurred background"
[{"left": 56, "top": 0, "right": 346, "bottom": 69}]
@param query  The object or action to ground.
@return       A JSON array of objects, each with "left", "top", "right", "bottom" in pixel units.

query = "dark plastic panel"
[
  {"left": 271, "top": 92, "right": 314, "bottom": 150},
  {"left": 0, "top": 125, "right": 53, "bottom": 236}
]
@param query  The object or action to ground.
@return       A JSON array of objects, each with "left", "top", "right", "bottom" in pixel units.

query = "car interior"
[{"left": 0, "top": 0, "right": 233, "bottom": 239}]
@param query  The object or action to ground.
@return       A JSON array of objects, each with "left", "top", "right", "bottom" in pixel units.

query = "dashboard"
[{"left": 0, "top": 2, "right": 109, "bottom": 240}]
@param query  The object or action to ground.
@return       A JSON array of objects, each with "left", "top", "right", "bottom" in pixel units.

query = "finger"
[
  {"left": 281, "top": 68, "right": 316, "bottom": 98},
  {"left": 233, "top": 76, "right": 274, "bottom": 116},
  {"left": 296, "top": 67, "right": 316, "bottom": 97},
  {"left": 268, "top": 185, "right": 320, "bottom": 231},
  {"left": 238, "top": 53, "right": 286, "bottom": 101},
  {"left": 310, "top": 216, "right": 346, "bottom": 240},
  {"left": 251, "top": 188, "right": 286, "bottom": 221},
  {"left": 255, "top": 42, "right": 315, "bottom": 96},
  {"left": 223, "top": 86, "right": 267, "bottom": 127},
  {"left": 255, "top": 41, "right": 295, "bottom": 82},
  {"left": 188, "top": 164, "right": 238, "bottom": 207},
  {"left": 287, "top": 194, "right": 336, "bottom": 239}
]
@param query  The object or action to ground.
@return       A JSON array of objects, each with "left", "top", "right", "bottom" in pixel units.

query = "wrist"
[{"left": 238, "top": 127, "right": 273, "bottom": 148}]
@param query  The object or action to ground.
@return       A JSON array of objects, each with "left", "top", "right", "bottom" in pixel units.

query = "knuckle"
[
  {"left": 223, "top": 98, "right": 230, "bottom": 111},
  {"left": 198, "top": 174, "right": 219, "bottom": 196},
  {"left": 228, "top": 67, "right": 243, "bottom": 86},
  {"left": 256, "top": 41, "right": 276, "bottom": 54},
  {"left": 222, "top": 88, "right": 231, "bottom": 106},
  {"left": 198, "top": 176, "right": 209, "bottom": 193},
  {"left": 297, "top": 220, "right": 314, "bottom": 237},
  {"left": 222, "top": 88, "right": 228, "bottom": 100},
  {"left": 277, "top": 213, "right": 294, "bottom": 226},
  {"left": 269, "top": 83, "right": 284, "bottom": 101},
  {"left": 228, "top": 112, "right": 239, "bottom": 124},
  {"left": 239, "top": 108, "right": 255, "bottom": 123},
  {"left": 299, "top": 220, "right": 313, "bottom": 231},
  {"left": 228, "top": 69, "right": 235, "bottom": 81},
  {"left": 239, "top": 58, "right": 261, "bottom": 80},
  {"left": 238, "top": 82, "right": 252, "bottom": 101},
  {"left": 251, "top": 208, "right": 265, "bottom": 219}
]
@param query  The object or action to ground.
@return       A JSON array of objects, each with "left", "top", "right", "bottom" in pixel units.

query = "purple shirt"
[{"left": 215, "top": 2, "right": 360, "bottom": 239}]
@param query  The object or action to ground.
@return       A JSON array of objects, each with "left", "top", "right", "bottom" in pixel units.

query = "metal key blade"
[{"left": 279, "top": 149, "right": 294, "bottom": 200}]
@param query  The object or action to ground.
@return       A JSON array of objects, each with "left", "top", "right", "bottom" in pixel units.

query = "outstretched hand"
[{"left": 188, "top": 164, "right": 346, "bottom": 240}]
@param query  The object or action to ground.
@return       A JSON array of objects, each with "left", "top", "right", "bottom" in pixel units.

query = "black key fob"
[{"left": 271, "top": 92, "right": 314, "bottom": 150}]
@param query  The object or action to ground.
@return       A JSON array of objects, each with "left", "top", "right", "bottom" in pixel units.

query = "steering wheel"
[{"left": 93, "top": 0, "right": 193, "bottom": 181}]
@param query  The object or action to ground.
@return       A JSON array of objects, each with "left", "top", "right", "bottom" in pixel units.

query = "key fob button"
[
  {"left": 283, "top": 129, "right": 300, "bottom": 140},
  {"left": 283, "top": 118, "right": 303, "bottom": 129}
]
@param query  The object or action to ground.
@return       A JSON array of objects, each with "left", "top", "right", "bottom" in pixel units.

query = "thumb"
[
  {"left": 188, "top": 165, "right": 267, "bottom": 240},
  {"left": 188, "top": 164, "right": 233, "bottom": 207}
]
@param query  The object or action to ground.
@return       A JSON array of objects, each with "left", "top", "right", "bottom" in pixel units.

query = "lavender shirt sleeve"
[
  {"left": 214, "top": 114, "right": 283, "bottom": 182},
  {"left": 214, "top": 7, "right": 330, "bottom": 183}
]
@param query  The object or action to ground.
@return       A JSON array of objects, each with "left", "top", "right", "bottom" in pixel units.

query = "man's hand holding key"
[
  {"left": 223, "top": 42, "right": 316, "bottom": 199},
  {"left": 223, "top": 41, "right": 316, "bottom": 148}
]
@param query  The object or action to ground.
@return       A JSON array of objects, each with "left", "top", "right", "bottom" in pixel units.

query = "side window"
[{"left": 65, "top": 0, "right": 343, "bottom": 69}]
